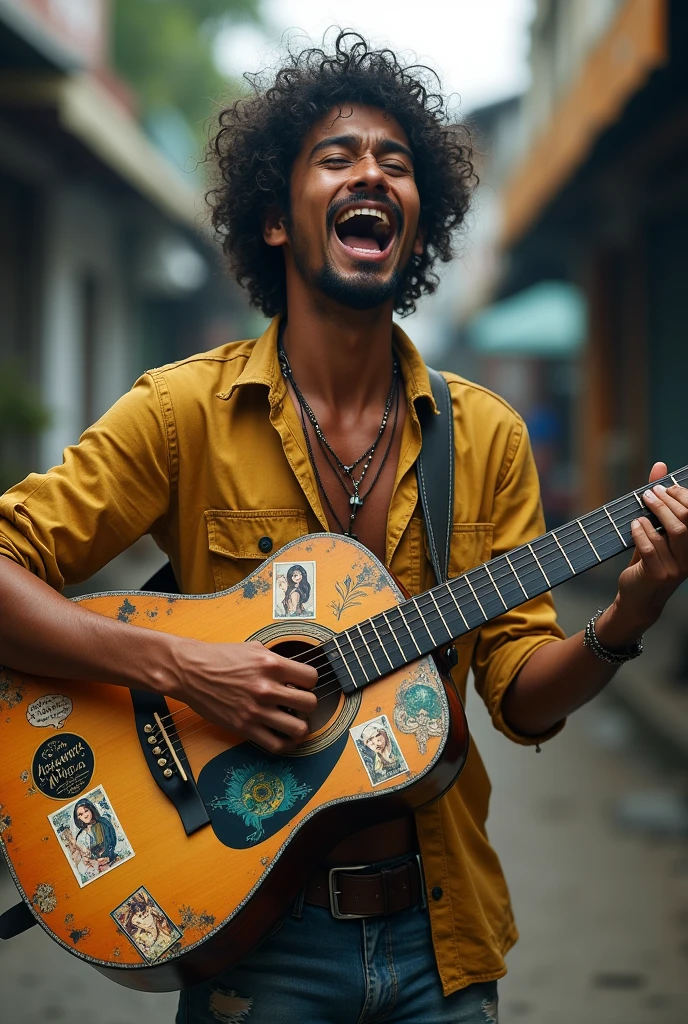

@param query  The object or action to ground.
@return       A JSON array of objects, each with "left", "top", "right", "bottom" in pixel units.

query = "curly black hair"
[{"left": 207, "top": 30, "right": 477, "bottom": 318}]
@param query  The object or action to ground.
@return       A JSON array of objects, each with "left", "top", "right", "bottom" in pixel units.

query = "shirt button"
[
  {"left": 258, "top": 536, "right": 273, "bottom": 554},
  {"left": 431, "top": 886, "right": 443, "bottom": 901}
]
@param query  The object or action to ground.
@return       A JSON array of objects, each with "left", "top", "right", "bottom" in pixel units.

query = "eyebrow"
[{"left": 309, "top": 133, "right": 415, "bottom": 163}]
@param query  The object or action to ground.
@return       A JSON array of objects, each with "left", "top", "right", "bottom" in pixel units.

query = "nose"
[{"left": 347, "top": 154, "right": 389, "bottom": 194}]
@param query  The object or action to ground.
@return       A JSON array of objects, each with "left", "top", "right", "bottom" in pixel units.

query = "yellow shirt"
[{"left": 0, "top": 316, "right": 564, "bottom": 994}]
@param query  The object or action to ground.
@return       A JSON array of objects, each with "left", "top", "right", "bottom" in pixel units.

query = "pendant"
[{"left": 349, "top": 494, "right": 364, "bottom": 507}]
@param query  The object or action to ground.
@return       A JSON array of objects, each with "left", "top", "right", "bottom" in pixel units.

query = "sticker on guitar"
[
  {"left": 111, "top": 886, "right": 182, "bottom": 963},
  {"left": 273, "top": 560, "right": 316, "bottom": 619},
  {"left": 350, "top": 715, "right": 409, "bottom": 786},
  {"left": 47, "top": 785, "right": 135, "bottom": 887}
]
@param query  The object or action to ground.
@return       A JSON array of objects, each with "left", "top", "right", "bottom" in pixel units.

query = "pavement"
[{"left": 2, "top": 548, "right": 688, "bottom": 1022}]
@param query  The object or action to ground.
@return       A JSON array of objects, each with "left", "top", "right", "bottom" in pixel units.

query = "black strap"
[
  {"left": 0, "top": 898, "right": 36, "bottom": 940},
  {"left": 415, "top": 368, "right": 454, "bottom": 585}
]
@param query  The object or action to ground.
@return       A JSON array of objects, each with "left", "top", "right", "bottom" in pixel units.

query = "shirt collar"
[{"left": 216, "top": 314, "right": 437, "bottom": 415}]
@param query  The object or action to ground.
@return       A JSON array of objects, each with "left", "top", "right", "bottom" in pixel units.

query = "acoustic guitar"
[{"left": 0, "top": 466, "right": 682, "bottom": 991}]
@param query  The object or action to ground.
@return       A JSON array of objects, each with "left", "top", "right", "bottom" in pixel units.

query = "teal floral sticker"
[{"left": 211, "top": 761, "right": 312, "bottom": 843}]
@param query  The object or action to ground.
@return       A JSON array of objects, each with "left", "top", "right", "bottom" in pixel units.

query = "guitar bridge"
[{"left": 131, "top": 689, "right": 210, "bottom": 835}]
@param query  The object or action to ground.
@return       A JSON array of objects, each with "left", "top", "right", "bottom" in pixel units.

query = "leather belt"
[{"left": 304, "top": 856, "right": 426, "bottom": 919}]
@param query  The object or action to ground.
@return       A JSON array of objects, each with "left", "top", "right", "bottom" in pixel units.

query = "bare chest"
[{"left": 297, "top": 392, "right": 407, "bottom": 565}]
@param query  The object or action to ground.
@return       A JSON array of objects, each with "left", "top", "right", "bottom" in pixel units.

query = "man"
[{"left": 0, "top": 32, "right": 687, "bottom": 1024}]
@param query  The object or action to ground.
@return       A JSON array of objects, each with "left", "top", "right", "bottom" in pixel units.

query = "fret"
[
  {"left": 428, "top": 590, "right": 452, "bottom": 635},
  {"left": 444, "top": 584, "right": 470, "bottom": 631},
  {"left": 354, "top": 623, "right": 383, "bottom": 677},
  {"left": 381, "top": 610, "right": 406, "bottom": 661},
  {"left": 532, "top": 534, "right": 573, "bottom": 586},
  {"left": 464, "top": 573, "right": 487, "bottom": 620},
  {"left": 505, "top": 553, "right": 529, "bottom": 599},
  {"left": 385, "top": 607, "right": 422, "bottom": 658},
  {"left": 671, "top": 474, "right": 679, "bottom": 487},
  {"left": 603, "top": 505, "right": 627, "bottom": 547},
  {"left": 369, "top": 618, "right": 395, "bottom": 671},
  {"left": 484, "top": 562, "right": 508, "bottom": 609},
  {"left": 346, "top": 628, "right": 369, "bottom": 679},
  {"left": 329, "top": 635, "right": 361, "bottom": 691},
  {"left": 451, "top": 576, "right": 488, "bottom": 631},
  {"left": 551, "top": 531, "right": 575, "bottom": 573},
  {"left": 633, "top": 491, "right": 644, "bottom": 508},
  {"left": 558, "top": 522, "right": 600, "bottom": 573},
  {"left": 483, "top": 554, "right": 524, "bottom": 608},
  {"left": 527, "top": 542, "right": 551, "bottom": 587},
  {"left": 576, "top": 519, "right": 601, "bottom": 562},
  {"left": 406, "top": 597, "right": 441, "bottom": 649},
  {"left": 467, "top": 565, "right": 509, "bottom": 619}
]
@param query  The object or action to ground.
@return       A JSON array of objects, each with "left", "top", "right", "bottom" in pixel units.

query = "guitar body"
[{"left": 0, "top": 534, "right": 469, "bottom": 991}]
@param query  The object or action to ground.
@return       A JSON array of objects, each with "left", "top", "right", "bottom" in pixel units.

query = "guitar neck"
[{"left": 327, "top": 465, "right": 688, "bottom": 693}]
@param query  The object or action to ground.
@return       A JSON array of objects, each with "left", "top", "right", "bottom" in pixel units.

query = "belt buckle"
[{"left": 327, "top": 864, "right": 371, "bottom": 920}]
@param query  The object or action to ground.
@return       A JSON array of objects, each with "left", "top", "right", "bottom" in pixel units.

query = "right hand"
[{"left": 171, "top": 640, "right": 318, "bottom": 754}]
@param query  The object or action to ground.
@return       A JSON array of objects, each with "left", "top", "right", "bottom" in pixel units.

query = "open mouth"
[{"left": 333, "top": 206, "right": 395, "bottom": 254}]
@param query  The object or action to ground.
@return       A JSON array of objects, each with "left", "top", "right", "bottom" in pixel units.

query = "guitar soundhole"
[{"left": 269, "top": 639, "right": 341, "bottom": 735}]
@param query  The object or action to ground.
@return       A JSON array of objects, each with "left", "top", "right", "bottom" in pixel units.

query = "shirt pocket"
[
  {"left": 204, "top": 508, "right": 309, "bottom": 593},
  {"left": 448, "top": 523, "right": 494, "bottom": 645}
]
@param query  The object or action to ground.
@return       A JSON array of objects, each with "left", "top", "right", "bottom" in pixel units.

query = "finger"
[
  {"left": 642, "top": 489, "right": 688, "bottom": 546},
  {"left": 260, "top": 706, "right": 310, "bottom": 741},
  {"left": 270, "top": 651, "right": 319, "bottom": 690},
  {"left": 653, "top": 483, "right": 688, "bottom": 516},
  {"left": 248, "top": 723, "right": 298, "bottom": 755},
  {"left": 279, "top": 684, "right": 318, "bottom": 714},
  {"left": 631, "top": 518, "right": 677, "bottom": 575},
  {"left": 648, "top": 461, "right": 668, "bottom": 484}
]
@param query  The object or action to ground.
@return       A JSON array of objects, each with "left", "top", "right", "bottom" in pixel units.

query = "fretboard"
[{"left": 325, "top": 465, "right": 688, "bottom": 693}]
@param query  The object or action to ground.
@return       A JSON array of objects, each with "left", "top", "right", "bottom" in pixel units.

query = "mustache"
[{"left": 326, "top": 193, "right": 403, "bottom": 235}]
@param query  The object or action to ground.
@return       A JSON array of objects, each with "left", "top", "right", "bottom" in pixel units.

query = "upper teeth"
[{"left": 336, "top": 208, "right": 390, "bottom": 226}]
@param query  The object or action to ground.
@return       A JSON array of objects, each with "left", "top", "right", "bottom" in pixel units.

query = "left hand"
[{"left": 602, "top": 462, "right": 688, "bottom": 643}]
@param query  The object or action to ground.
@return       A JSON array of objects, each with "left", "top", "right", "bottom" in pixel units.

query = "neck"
[{"left": 281, "top": 281, "right": 396, "bottom": 412}]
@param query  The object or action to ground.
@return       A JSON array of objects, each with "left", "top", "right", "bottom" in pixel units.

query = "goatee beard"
[
  {"left": 289, "top": 219, "right": 402, "bottom": 311},
  {"left": 314, "top": 259, "right": 402, "bottom": 310}
]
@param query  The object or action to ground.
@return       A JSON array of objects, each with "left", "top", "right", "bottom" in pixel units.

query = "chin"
[{"left": 316, "top": 262, "right": 402, "bottom": 311}]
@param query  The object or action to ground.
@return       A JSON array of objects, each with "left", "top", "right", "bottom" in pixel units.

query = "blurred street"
[{"left": 2, "top": 582, "right": 688, "bottom": 1024}]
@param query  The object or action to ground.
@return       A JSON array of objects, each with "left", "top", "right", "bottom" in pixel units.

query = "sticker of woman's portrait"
[
  {"left": 350, "top": 715, "right": 409, "bottom": 786},
  {"left": 273, "top": 560, "right": 316, "bottom": 619},
  {"left": 48, "top": 785, "right": 135, "bottom": 888},
  {"left": 111, "top": 886, "right": 183, "bottom": 963}
]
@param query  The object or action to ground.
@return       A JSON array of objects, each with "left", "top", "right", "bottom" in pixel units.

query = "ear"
[{"left": 263, "top": 207, "right": 288, "bottom": 248}]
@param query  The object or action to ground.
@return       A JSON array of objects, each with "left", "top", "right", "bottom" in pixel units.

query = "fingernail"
[
  {"left": 643, "top": 490, "right": 656, "bottom": 502},
  {"left": 654, "top": 484, "right": 667, "bottom": 494},
  {"left": 631, "top": 519, "right": 640, "bottom": 529}
]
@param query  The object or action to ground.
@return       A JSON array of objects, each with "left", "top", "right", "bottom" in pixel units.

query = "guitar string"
[
  {"left": 150, "top": 497, "right": 660, "bottom": 755},
  {"left": 149, "top": 476, "right": 682, "bottom": 750},
  {"left": 153, "top": 502, "right": 646, "bottom": 752},
  {"left": 153, "top": 480, "right": 657, "bottom": 731},
  {"left": 156, "top": 533, "right": 657, "bottom": 762}
]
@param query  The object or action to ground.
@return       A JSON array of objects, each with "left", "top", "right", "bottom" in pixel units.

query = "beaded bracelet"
[{"left": 583, "top": 608, "right": 643, "bottom": 665}]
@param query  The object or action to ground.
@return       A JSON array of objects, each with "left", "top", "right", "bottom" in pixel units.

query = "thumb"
[{"left": 648, "top": 461, "right": 667, "bottom": 484}]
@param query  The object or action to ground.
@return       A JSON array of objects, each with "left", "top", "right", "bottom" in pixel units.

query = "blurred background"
[{"left": 1, "top": 1, "right": 688, "bottom": 1022}]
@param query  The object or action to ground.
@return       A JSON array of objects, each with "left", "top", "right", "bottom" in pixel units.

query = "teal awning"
[{"left": 466, "top": 281, "right": 586, "bottom": 357}]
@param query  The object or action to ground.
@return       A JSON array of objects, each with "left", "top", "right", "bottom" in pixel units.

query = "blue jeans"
[{"left": 176, "top": 902, "right": 498, "bottom": 1023}]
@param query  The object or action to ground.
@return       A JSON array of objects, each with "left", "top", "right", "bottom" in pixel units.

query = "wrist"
[
  {"left": 133, "top": 629, "right": 188, "bottom": 700},
  {"left": 593, "top": 599, "right": 646, "bottom": 651}
]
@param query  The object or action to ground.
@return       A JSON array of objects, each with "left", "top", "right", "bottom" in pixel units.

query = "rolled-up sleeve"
[
  {"left": 0, "top": 372, "right": 171, "bottom": 590},
  {"left": 472, "top": 417, "right": 566, "bottom": 746}
]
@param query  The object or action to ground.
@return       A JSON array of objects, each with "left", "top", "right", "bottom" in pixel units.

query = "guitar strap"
[
  {"left": 416, "top": 368, "right": 455, "bottom": 585},
  {"left": 0, "top": 369, "right": 455, "bottom": 944}
]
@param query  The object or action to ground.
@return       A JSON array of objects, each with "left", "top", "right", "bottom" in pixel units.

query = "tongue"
[{"left": 341, "top": 235, "right": 380, "bottom": 251}]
